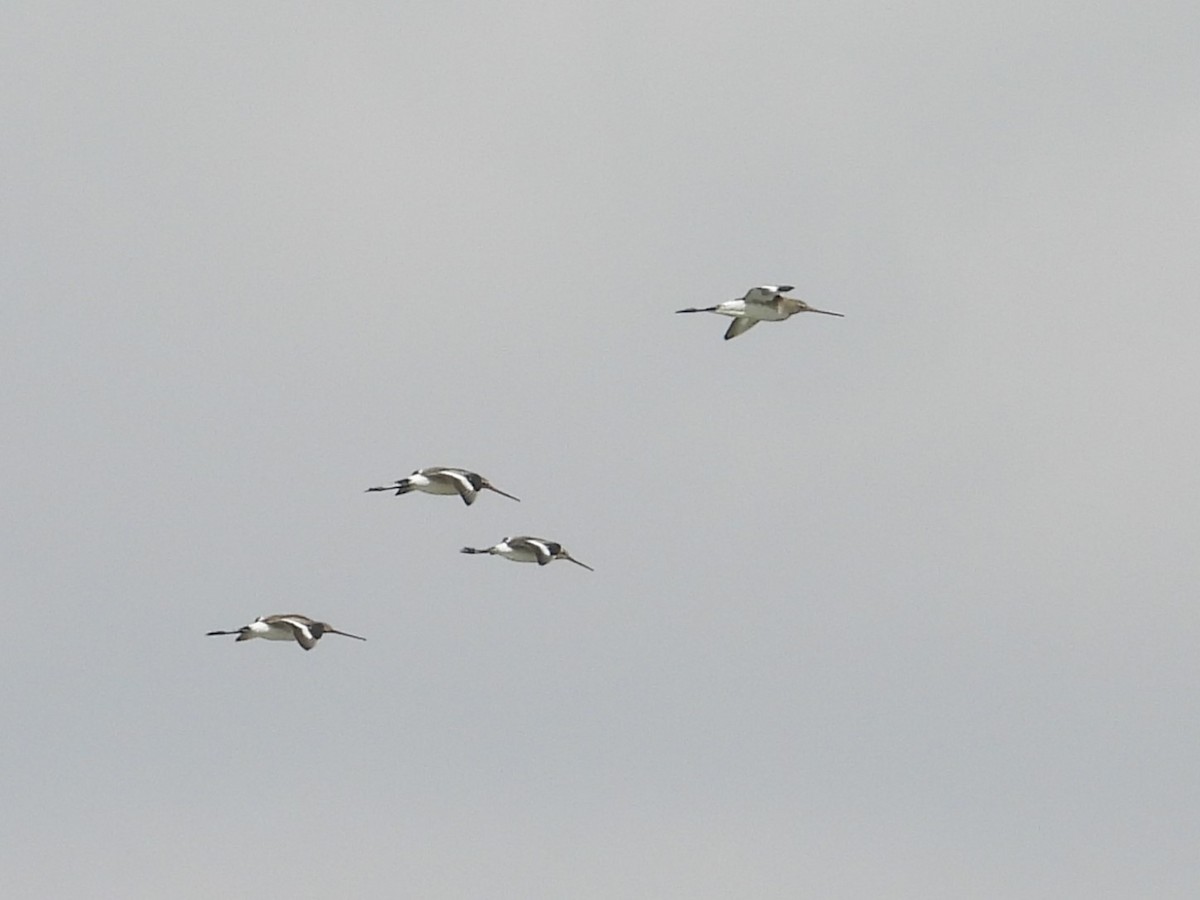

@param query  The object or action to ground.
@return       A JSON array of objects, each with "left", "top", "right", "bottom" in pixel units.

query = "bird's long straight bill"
[
  {"left": 810, "top": 308, "right": 844, "bottom": 316},
  {"left": 329, "top": 629, "right": 367, "bottom": 641},
  {"left": 485, "top": 485, "right": 521, "bottom": 502}
]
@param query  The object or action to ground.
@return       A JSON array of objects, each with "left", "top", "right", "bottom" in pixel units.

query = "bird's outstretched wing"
[
  {"left": 743, "top": 284, "right": 792, "bottom": 304},
  {"left": 434, "top": 469, "right": 479, "bottom": 505},
  {"left": 724, "top": 318, "right": 759, "bottom": 340},
  {"left": 275, "top": 615, "right": 318, "bottom": 650},
  {"left": 513, "top": 536, "right": 554, "bottom": 565},
  {"left": 290, "top": 626, "right": 317, "bottom": 650}
]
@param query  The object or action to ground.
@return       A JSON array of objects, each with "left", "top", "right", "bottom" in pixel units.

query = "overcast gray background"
[{"left": 3, "top": 2, "right": 1199, "bottom": 897}]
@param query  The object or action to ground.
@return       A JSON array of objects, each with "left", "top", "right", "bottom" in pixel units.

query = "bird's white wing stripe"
[
  {"left": 436, "top": 469, "right": 478, "bottom": 504},
  {"left": 441, "top": 470, "right": 471, "bottom": 490},
  {"left": 526, "top": 539, "right": 554, "bottom": 564},
  {"left": 276, "top": 617, "right": 314, "bottom": 638},
  {"left": 279, "top": 618, "right": 317, "bottom": 649}
]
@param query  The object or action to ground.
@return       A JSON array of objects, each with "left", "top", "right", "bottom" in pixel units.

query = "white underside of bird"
[
  {"left": 240, "top": 616, "right": 329, "bottom": 649},
  {"left": 704, "top": 300, "right": 788, "bottom": 339},
  {"left": 244, "top": 619, "right": 299, "bottom": 641},
  {"left": 490, "top": 539, "right": 544, "bottom": 563},
  {"left": 407, "top": 471, "right": 466, "bottom": 494},
  {"left": 706, "top": 298, "right": 791, "bottom": 321}
]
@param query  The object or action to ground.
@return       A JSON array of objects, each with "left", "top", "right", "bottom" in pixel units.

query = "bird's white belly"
[
  {"left": 249, "top": 623, "right": 295, "bottom": 641},
  {"left": 500, "top": 546, "right": 539, "bottom": 563},
  {"left": 743, "top": 304, "right": 787, "bottom": 321},
  {"left": 417, "top": 481, "right": 460, "bottom": 495}
]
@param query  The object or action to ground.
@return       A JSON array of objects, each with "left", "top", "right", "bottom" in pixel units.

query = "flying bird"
[
  {"left": 460, "top": 536, "right": 594, "bottom": 571},
  {"left": 206, "top": 614, "right": 366, "bottom": 651},
  {"left": 676, "top": 284, "right": 843, "bottom": 340},
  {"left": 365, "top": 466, "right": 520, "bottom": 506}
]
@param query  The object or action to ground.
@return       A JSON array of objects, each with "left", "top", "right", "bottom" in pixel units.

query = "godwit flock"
[{"left": 209, "top": 284, "right": 840, "bottom": 651}]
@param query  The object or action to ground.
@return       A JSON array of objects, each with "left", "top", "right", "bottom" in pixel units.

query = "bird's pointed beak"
[
  {"left": 565, "top": 555, "right": 595, "bottom": 572},
  {"left": 330, "top": 629, "right": 367, "bottom": 641},
  {"left": 811, "top": 308, "right": 844, "bottom": 316},
  {"left": 485, "top": 485, "right": 521, "bottom": 502}
]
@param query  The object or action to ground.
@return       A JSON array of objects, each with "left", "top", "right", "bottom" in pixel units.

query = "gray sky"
[{"left": 3, "top": 2, "right": 1199, "bottom": 897}]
